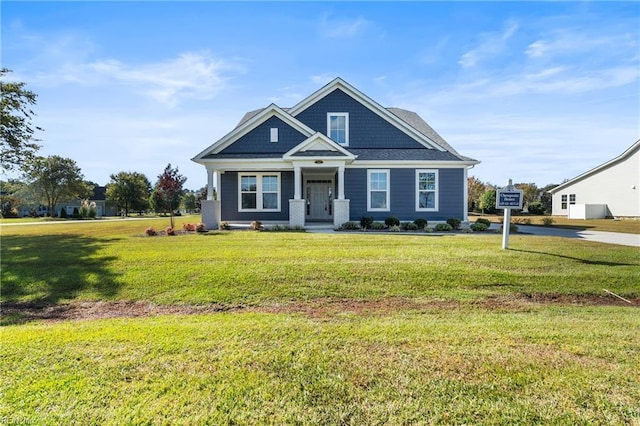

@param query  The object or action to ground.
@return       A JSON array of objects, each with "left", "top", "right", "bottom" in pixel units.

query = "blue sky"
[{"left": 2, "top": 1, "right": 638, "bottom": 190}]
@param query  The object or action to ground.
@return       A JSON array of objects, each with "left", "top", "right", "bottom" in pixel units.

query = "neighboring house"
[
  {"left": 192, "top": 78, "right": 479, "bottom": 228},
  {"left": 549, "top": 140, "right": 639, "bottom": 218},
  {"left": 59, "top": 186, "right": 118, "bottom": 217}
]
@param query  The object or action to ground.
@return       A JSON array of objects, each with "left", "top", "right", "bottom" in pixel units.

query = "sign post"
[{"left": 496, "top": 179, "right": 523, "bottom": 250}]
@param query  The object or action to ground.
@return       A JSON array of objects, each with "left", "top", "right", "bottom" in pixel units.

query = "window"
[
  {"left": 367, "top": 169, "right": 390, "bottom": 211},
  {"left": 270, "top": 128, "right": 278, "bottom": 143},
  {"left": 239, "top": 173, "right": 280, "bottom": 211},
  {"left": 561, "top": 194, "right": 567, "bottom": 209},
  {"left": 569, "top": 194, "right": 576, "bottom": 205},
  {"left": 327, "top": 113, "right": 349, "bottom": 145},
  {"left": 416, "top": 170, "right": 438, "bottom": 211}
]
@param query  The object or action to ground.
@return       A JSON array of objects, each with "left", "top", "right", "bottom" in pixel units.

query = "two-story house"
[{"left": 192, "top": 78, "right": 479, "bottom": 228}]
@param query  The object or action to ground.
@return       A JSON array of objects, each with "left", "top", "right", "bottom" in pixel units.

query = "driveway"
[{"left": 512, "top": 225, "right": 640, "bottom": 248}]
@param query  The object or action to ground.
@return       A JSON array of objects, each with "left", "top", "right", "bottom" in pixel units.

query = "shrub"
[
  {"left": 385, "top": 216, "right": 400, "bottom": 227},
  {"left": 360, "top": 216, "right": 374, "bottom": 230},
  {"left": 196, "top": 223, "right": 206, "bottom": 232},
  {"left": 72, "top": 207, "right": 81, "bottom": 219},
  {"left": 401, "top": 222, "right": 419, "bottom": 231},
  {"left": 446, "top": 218, "right": 461, "bottom": 230},
  {"left": 527, "top": 202, "right": 545, "bottom": 215},
  {"left": 219, "top": 221, "right": 231, "bottom": 230},
  {"left": 513, "top": 217, "right": 531, "bottom": 225},
  {"left": 501, "top": 223, "right": 519, "bottom": 232},
  {"left": 389, "top": 225, "right": 401, "bottom": 232},
  {"left": 165, "top": 227, "right": 176, "bottom": 236},
  {"left": 339, "top": 221, "right": 360, "bottom": 230},
  {"left": 268, "top": 224, "right": 305, "bottom": 232},
  {"left": 541, "top": 217, "right": 555, "bottom": 226},
  {"left": 434, "top": 223, "right": 453, "bottom": 232},
  {"left": 414, "top": 218, "right": 428, "bottom": 228},
  {"left": 183, "top": 223, "right": 197, "bottom": 232},
  {"left": 59, "top": 208, "right": 68, "bottom": 219},
  {"left": 370, "top": 221, "right": 386, "bottom": 230},
  {"left": 470, "top": 222, "right": 488, "bottom": 232},
  {"left": 250, "top": 220, "right": 262, "bottom": 230},
  {"left": 145, "top": 227, "right": 157, "bottom": 236},
  {"left": 475, "top": 218, "right": 491, "bottom": 227}
]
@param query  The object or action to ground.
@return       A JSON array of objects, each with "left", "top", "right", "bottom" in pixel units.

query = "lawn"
[
  {"left": 1, "top": 220, "right": 639, "bottom": 424},
  {"left": 471, "top": 213, "right": 640, "bottom": 234}
]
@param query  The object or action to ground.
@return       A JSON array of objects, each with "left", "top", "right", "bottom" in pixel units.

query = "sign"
[{"left": 496, "top": 189, "right": 523, "bottom": 209}]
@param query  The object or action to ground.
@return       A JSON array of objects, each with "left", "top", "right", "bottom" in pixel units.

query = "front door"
[{"left": 306, "top": 180, "right": 333, "bottom": 221}]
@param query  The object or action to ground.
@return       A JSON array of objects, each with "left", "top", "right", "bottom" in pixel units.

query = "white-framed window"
[
  {"left": 239, "top": 173, "right": 280, "bottom": 211},
  {"left": 416, "top": 169, "right": 438, "bottom": 211},
  {"left": 561, "top": 194, "right": 568, "bottom": 209},
  {"left": 569, "top": 194, "right": 576, "bottom": 205},
  {"left": 270, "top": 128, "right": 278, "bottom": 143},
  {"left": 367, "top": 169, "right": 390, "bottom": 211},
  {"left": 327, "top": 113, "right": 349, "bottom": 146}
]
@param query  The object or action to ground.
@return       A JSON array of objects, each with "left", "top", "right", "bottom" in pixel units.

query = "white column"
[
  {"left": 294, "top": 165, "right": 302, "bottom": 199},
  {"left": 207, "top": 168, "right": 215, "bottom": 200},
  {"left": 337, "top": 165, "right": 345, "bottom": 199},
  {"left": 214, "top": 170, "right": 222, "bottom": 201},
  {"left": 463, "top": 166, "right": 469, "bottom": 223}
]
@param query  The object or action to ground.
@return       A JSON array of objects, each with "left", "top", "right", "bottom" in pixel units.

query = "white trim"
[
  {"left": 348, "top": 161, "right": 477, "bottom": 168},
  {"left": 327, "top": 112, "right": 349, "bottom": 146},
  {"left": 288, "top": 77, "right": 444, "bottom": 151},
  {"left": 367, "top": 169, "right": 390, "bottom": 212},
  {"left": 415, "top": 169, "right": 439, "bottom": 212},
  {"left": 283, "top": 132, "right": 355, "bottom": 161},
  {"left": 270, "top": 128, "right": 278, "bottom": 143},
  {"left": 238, "top": 172, "right": 281, "bottom": 212}
]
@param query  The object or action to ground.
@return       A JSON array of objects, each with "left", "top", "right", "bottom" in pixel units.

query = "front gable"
[
  {"left": 218, "top": 115, "right": 308, "bottom": 155},
  {"left": 283, "top": 132, "right": 356, "bottom": 162}
]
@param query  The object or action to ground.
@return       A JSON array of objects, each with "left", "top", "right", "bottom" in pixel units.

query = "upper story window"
[
  {"left": 270, "top": 128, "right": 278, "bottom": 143},
  {"left": 569, "top": 194, "right": 576, "bottom": 205},
  {"left": 327, "top": 113, "right": 349, "bottom": 146}
]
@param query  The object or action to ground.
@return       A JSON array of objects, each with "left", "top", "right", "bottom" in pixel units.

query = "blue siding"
[
  {"left": 344, "top": 168, "right": 464, "bottom": 221},
  {"left": 295, "top": 89, "right": 425, "bottom": 149},
  {"left": 220, "top": 171, "right": 293, "bottom": 221},
  {"left": 219, "top": 116, "right": 307, "bottom": 154}
]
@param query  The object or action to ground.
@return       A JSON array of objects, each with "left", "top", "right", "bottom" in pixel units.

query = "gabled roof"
[
  {"left": 287, "top": 77, "right": 446, "bottom": 152},
  {"left": 192, "top": 104, "right": 314, "bottom": 162},
  {"left": 549, "top": 139, "right": 640, "bottom": 193},
  {"left": 283, "top": 132, "right": 356, "bottom": 161}
]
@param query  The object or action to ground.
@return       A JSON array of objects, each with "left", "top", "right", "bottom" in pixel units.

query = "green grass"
[
  {"left": 1, "top": 220, "right": 639, "bottom": 424},
  {"left": 472, "top": 213, "right": 640, "bottom": 234}
]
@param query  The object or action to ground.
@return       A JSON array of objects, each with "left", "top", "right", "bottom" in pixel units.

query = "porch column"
[
  {"left": 214, "top": 170, "right": 222, "bottom": 201},
  {"left": 294, "top": 165, "right": 302, "bottom": 199},
  {"left": 463, "top": 166, "right": 469, "bottom": 224},
  {"left": 337, "top": 165, "right": 345, "bottom": 199},
  {"left": 207, "top": 168, "right": 215, "bottom": 200}
]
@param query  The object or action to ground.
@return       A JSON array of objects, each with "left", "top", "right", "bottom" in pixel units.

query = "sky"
[{"left": 2, "top": 1, "right": 639, "bottom": 190}]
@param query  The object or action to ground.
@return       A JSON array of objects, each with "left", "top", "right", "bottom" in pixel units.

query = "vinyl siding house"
[
  {"left": 549, "top": 140, "right": 640, "bottom": 218},
  {"left": 192, "top": 78, "right": 479, "bottom": 228}
]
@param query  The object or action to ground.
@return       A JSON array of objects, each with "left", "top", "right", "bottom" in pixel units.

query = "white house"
[{"left": 549, "top": 140, "right": 640, "bottom": 218}]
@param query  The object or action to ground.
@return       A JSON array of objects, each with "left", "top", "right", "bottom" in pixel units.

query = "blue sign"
[{"left": 496, "top": 190, "right": 523, "bottom": 209}]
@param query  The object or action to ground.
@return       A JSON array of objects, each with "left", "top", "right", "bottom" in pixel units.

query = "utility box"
[{"left": 568, "top": 204, "right": 607, "bottom": 219}]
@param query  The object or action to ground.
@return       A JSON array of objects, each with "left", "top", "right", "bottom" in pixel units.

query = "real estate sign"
[{"left": 496, "top": 189, "right": 523, "bottom": 209}]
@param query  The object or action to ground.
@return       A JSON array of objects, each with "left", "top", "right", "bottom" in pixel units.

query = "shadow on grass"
[
  {"left": 509, "top": 248, "right": 635, "bottom": 267},
  {"left": 1, "top": 234, "right": 122, "bottom": 322}
]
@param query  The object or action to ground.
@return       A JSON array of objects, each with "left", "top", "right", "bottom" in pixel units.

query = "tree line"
[{"left": 468, "top": 176, "right": 558, "bottom": 215}]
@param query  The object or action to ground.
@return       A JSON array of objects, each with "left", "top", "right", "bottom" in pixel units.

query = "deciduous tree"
[
  {"left": 23, "top": 155, "right": 90, "bottom": 217},
  {"left": 1, "top": 68, "right": 42, "bottom": 171},
  {"left": 153, "top": 164, "right": 187, "bottom": 228},
  {"left": 467, "top": 176, "right": 486, "bottom": 212},
  {"left": 106, "top": 171, "right": 151, "bottom": 216}
]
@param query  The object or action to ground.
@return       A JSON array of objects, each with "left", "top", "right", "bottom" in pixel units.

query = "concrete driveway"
[{"left": 513, "top": 225, "right": 640, "bottom": 248}]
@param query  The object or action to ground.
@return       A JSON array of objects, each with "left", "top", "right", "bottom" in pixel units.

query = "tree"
[
  {"left": 23, "top": 155, "right": 90, "bottom": 217},
  {"left": 106, "top": 171, "right": 151, "bottom": 216},
  {"left": 515, "top": 183, "right": 541, "bottom": 209},
  {"left": 1, "top": 68, "right": 42, "bottom": 172},
  {"left": 153, "top": 164, "right": 187, "bottom": 228},
  {"left": 0, "top": 179, "right": 27, "bottom": 218},
  {"left": 180, "top": 190, "right": 198, "bottom": 213},
  {"left": 540, "top": 183, "right": 559, "bottom": 214},
  {"left": 467, "top": 176, "right": 486, "bottom": 212},
  {"left": 479, "top": 188, "right": 497, "bottom": 214}
]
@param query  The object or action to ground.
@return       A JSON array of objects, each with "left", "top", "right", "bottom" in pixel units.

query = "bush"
[
  {"left": 59, "top": 208, "right": 68, "bottom": 219},
  {"left": 513, "top": 217, "right": 531, "bottom": 225},
  {"left": 527, "top": 202, "right": 545, "bottom": 215},
  {"left": 183, "top": 223, "right": 197, "bottom": 232},
  {"left": 370, "top": 221, "right": 386, "bottom": 230},
  {"left": 165, "top": 227, "right": 176, "bottom": 236},
  {"left": 541, "top": 217, "right": 555, "bottom": 226},
  {"left": 339, "top": 221, "right": 360, "bottom": 230},
  {"left": 145, "top": 227, "right": 157, "bottom": 236},
  {"left": 501, "top": 223, "right": 519, "bottom": 233},
  {"left": 470, "top": 222, "right": 488, "bottom": 232},
  {"left": 434, "top": 223, "right": 453, "bottom": 232},
  {"left": 196, "top": 223, "right": 206, "bottom": 232},
  {"left": 401, "top": 222, "right": 419, "bottom": 231},
  {"left": 268, "top": 224, "right": 305, "bottom": 232},
  {"left": 72, "top": 207, "right": 81, "bottom": 219},
  {"left": 360, "top": 216, "right": 374, "bottom": 230},
  {"left": 413, "top": 218, "right": 428, "bottom": 228},
  {"left": 385, "top": 216, "right": 400, "bottom": 227},
  {"left": 389, "top": 225, "right": 401, "bottom": 232},
  {"left": 475, "top": 218, "right": 491, "bottom": 227},
  {"left": 250, "top": 220, "right": 262, "bottom": 230},
  {"left": 446, "top": 218, "right": 461, "bottom": 230},
  {"left": 219, "top": 221, "right": 231, "bottom": 230}
]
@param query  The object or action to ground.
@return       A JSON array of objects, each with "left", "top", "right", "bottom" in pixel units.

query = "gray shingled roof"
[{"left": 348, "top": 149, "right": 463, "bottom": 161}]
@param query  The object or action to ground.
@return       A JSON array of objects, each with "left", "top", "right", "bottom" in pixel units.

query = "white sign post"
[{"left": 496, "top": 179, "right": 523, "bottom": 250}]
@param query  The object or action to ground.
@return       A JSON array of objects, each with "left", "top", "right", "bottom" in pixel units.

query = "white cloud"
[
  {"left": 319, "top": 14, "right": 371, "bottom": 38},
  {"left": 459, "top": 21, "right": 519, "bottom": 68},
  {"left": 526, "top": 30, "right": 636, "bottom": 59}
]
